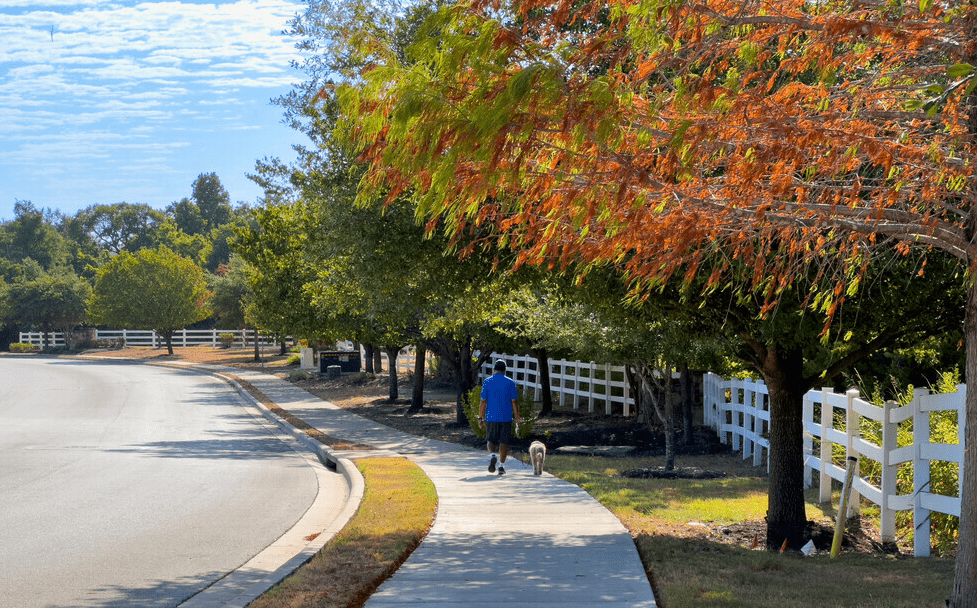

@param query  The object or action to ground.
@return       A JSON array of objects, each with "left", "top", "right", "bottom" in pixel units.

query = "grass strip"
[
  {"left": 544, "top": 454, "right": 954, "bottom": 608},
  {"left": 248, "top": 457, "right": 437, "bottom": 608}
]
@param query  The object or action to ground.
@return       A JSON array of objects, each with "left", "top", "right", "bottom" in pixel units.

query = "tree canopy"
[
  {"left": 88, "top": 246, "right": 211, "bottom": 355},
  {"left": 337, "top": 0, "right": 977, "bottom": 602}
]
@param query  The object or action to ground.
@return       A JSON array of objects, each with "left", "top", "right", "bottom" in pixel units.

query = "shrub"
[
  {"left": 463, "top": 383, "right": 537, "bottom": 441},
  {"left": 855, "top": 369, "right": 960, "bottom": 554},
  {"left": 9, "top": 343, "right": 39, "bottom": 353},
  {"left": 286, "top": 353, "right": 301, "bottom": 366},
  {"left": 218, "top": 333, "right": 236, "bottom": 348}
]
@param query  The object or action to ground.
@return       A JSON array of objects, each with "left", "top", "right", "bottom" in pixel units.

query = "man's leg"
[
  {"left": 487, "top": 440, "right": 498, "bottom": 473},
  {"left": 497, "top": 442, "right": 509, "bottom": 475}
]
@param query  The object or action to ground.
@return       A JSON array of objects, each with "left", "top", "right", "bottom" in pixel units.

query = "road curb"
[
  {"left": 178, "top": 364, "right": 368, "bottom": 607},
  {"left": 65, "top": 356, "right": 367, "bottom": 608}
]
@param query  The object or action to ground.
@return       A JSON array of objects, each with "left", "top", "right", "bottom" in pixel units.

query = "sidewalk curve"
[{"left": 221, "top": 367, "right": 658, "bottom": 608}]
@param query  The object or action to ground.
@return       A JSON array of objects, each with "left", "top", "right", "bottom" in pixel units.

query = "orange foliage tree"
[{"left": 339, "top": 0, "right": 977, "bottom": 603}]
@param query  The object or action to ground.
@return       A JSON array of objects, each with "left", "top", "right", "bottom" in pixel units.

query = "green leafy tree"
[
  {"left": 209, "top": 253, "right": 252, "bottom": 330},
  {"left": 73, "top": 203, "right": 164, "bottom": 254},
  {"left": 168, "top": 198, "right": 205, "bottom": 237},
  {"left": 151, "top": 218, "right": 212, "bottom": 266},
  {"left": 235, "top": 201, "right": 329, "bottom": 349},
  {"left": 5, "top": 265, "right": 91, "bottom": 349},
  {"left": 251, "top": 0, "right": 501, "bottom": 411},
  {"left": 88, "top": 246, "right": 211, "bottom": 355},
  {"left": 192, "top": 172, "right": 232, "bottom": 232},
  {"left": 0, "top": 201, "right": 70, "bottom": 275}
]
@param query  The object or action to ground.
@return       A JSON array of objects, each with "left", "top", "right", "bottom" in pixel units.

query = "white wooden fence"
[
  {"left": 19, "top": 329, "right": 280, "bottom": 349},
  {"left": 478, "top": 353, "right": 636, "bottom": 416},
  {"left": 703, "top": 373, "right": 965, "bottom": 557}
]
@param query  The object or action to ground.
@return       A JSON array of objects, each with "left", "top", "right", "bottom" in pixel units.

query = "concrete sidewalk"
[{"left": 222, "top": 367, "right": 658, "bottom": 608}]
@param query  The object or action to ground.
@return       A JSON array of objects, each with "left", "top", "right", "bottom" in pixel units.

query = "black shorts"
[{"left": 485, "top": 420, "right": 512, "bottom": 446}]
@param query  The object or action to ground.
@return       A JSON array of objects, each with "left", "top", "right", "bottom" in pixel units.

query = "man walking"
[{"left": 478, "top": 360, "right": 520, "bottom": 475}]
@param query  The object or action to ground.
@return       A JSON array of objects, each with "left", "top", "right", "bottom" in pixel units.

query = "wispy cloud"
[{"left": 0, "top": 0, "right": 308, "bottom": 217}]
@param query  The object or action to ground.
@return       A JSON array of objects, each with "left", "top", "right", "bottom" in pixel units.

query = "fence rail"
[
  {"left": 703, "top": 373, "right": 965, "bottom": 557},
  {"left": 19, "top": 329, "right": 280, "bottom": 349},
  {"left": 478, "top": 353, "right": 636, "bottom": 416}
]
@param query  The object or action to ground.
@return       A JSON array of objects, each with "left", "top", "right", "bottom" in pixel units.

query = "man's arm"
[
  {"left": 511, "top": 399, "right": 520, "bottom": 423},
  {"left": 479, "top": 399, "right": 487, "bottom": 428}
]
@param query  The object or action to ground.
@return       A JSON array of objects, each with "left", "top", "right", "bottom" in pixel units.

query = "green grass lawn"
[{"left": 543, "top": 454, "right": 954, "bottom": 608}]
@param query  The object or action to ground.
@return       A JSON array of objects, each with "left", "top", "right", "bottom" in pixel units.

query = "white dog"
[{"left": 529, "top": 441, "right": 546, "bottom": 476}]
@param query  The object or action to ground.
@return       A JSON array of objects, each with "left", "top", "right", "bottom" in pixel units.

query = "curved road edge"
[
  {"left": 181, "top": 364, "right": 366, "bottom": 608},
  {"left": 70, "top": 356, "right": 366, "bottom": 608}
]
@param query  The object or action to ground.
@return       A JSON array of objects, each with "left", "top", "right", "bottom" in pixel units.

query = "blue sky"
[{"left": 0, "top": 0, "right": 310, "bottom": 221}]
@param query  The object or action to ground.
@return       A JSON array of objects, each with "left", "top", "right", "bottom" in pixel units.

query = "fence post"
[
  {"left": 532, "top": 357, "right": 541, "bottom": 403},
  {"left": 845, "top": 388, "right": 861, "bottom": 515},
  {"left": 880, "top": 400, "right": 898, "bottom": 543},
  {"left": 958, "top": 384, "right": 967, "bottom": 507},
  {"left": 742, "top": 382, "right": 754, "bottom": 464},
  {"left": 623, "top": 367, "right": 632, "bottom": 417},
  {"left": 732, "top": 383, "right": 743, "bottom": 453},
  {"left": 803, "top": 392, "right": 814, "bottom": 490},
  {"left": 912, "top": 387, "right": 931, "bottom": 557},
  {"left": 587, "top": 361, "right": 596, "bottom": 413},
  {"left": 753, "top": 386, "right": 765, "bottom": 468},
  {"left": 819, "top": 387, "right": 833, "bottom": 505},
  {"left": 572, "top": 361, "right": 581, "bottom": 411}
]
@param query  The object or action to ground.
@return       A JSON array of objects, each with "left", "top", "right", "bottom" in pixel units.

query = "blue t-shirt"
[{"left": 481, "top": 372, "right": 518, "bottom": 422}]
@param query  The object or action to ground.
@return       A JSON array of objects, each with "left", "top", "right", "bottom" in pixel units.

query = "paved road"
[{"left": 0, "top": 357, "right": 321, "bottom": 608}]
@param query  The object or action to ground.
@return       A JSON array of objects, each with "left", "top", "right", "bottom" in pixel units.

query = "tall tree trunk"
[
  {"left": 681, "top": 364, "right": 694, "bottom": 444},
  {"left": 950, "top": 279, "right": 977, "bottom": 608},
  {"left": 624, "top": 365, "right": 644, "bottom": 423},
  {"left": 253, "top": 327, "right": 259, "bottom": 362},
  {"left": 634, "top": 362, "right": 677, "bottom": 470},
  {"left": 455, "top": 340, "right": 473, "bottom": 425},
  {"left": 408, "top": 344, "right": 426, "bottom": 413},
  {"left": 374, "top": 348, "right": 383, "bottom": 375},
  {"left": 533, "top": 347, "right": 553, "bottom": 416},
  {"left": 384, "top": 346, "right": 400, "bottom": 401},
  {"left": 758, "top": 346, "right": 808, "bottom": 550},
  {"left": 950, "top": 81, "right": 977, "bottom": 608},
  {"left": 364, "top": 344, "right": 375, "bottom": 373},
  {"left": 163, "top": 331, "right": 174, "bottom": 355}
]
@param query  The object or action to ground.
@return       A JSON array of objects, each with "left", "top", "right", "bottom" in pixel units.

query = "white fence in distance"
[
  {"left": 19, "top": 329, "right": 280, "bottom": 349},
  {"left": 703, "top": 372, "right": 965, "bottom": 557},
  {"left": 478, "top": 353, "right": 636, "bottom": 416}
]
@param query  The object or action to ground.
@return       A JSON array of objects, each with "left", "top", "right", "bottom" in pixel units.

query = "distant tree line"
[{"left": 0, "top": 172, "right": 251, "bottom": 354}]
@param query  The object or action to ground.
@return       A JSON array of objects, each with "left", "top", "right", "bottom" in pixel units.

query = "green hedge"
[{"left": 9, "top": 343, "right": 39, "bottom": 353}]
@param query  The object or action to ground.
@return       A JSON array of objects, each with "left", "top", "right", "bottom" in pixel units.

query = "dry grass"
[{"left": 247, "top": 458, "right": 437, "bottom": 608}]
